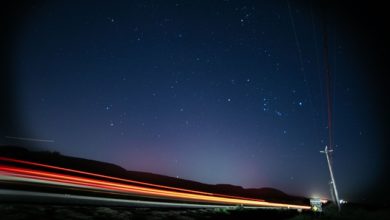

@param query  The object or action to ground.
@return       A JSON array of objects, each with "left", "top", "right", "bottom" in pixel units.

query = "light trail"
[
  {"left": 0, "top": 157, "right": 264, "bottom": 202},
  {"left": 0, "top": 158, "right": 311, "bottom": 210},
  {"left": 0, "top": 189, "right": 276, "bottom": 209}
]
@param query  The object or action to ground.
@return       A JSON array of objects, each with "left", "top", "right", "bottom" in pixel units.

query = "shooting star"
[{"left": 5, "top": 136, "right": 55, "bottom": 143}]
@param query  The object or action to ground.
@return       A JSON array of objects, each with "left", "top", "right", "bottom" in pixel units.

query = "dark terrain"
[
  {"left": 1, "top": 203, "right": 389, "bottom": 220},
  {"left": 0, "top": 203, "right": 303, "bottom": 220}
]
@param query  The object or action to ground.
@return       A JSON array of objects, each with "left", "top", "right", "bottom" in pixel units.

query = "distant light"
[
  {"left": 310, "top": 198, "right": 323, "bottom": 212},
  {"left": 298, "top": 101, "right": 303, "bottom": 106}
]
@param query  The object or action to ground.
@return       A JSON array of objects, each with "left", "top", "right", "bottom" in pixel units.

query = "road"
[
  {"left": 0, "top": 157, "right": 311, "bottom": 210},
  {"left": 0, "top": 189, "right": 254, "bottom": 209}
]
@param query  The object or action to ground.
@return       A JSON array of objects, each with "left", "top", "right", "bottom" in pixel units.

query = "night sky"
[{"left": 1, "top": 1, "right": 389, "bottom": 203}]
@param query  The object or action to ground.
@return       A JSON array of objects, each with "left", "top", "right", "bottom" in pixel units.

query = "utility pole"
[
  {"left": 320, "top": 2, "right": 341, "bottom": 211},
  {"left": 321, "top": 145, "right": 341, "bottom": 211}
]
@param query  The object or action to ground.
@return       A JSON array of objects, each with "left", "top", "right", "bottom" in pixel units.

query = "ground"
[{"left": 0, "top": 204, "right": 389, "bottom": 220}]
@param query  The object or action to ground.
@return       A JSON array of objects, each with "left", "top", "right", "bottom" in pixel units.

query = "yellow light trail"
[
  {"left": 0, "top": 158, "right": 311, "bottom": 210},
  {"left": 0, "top": 157, "right": 266, "bottom": 202}
]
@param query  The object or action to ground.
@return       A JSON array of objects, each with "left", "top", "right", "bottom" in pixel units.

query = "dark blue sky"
[{"left": 1, "top": 0, "right": 387, "bottom": 203}]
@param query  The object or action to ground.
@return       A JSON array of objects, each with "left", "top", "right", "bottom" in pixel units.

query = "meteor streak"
[{"left": 5, "top": 136, "right": 54, "bottom": 143}]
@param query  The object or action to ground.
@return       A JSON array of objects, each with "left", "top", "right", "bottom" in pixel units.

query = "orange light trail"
[
  {"left": 0, "top": 157, "right": 263, "bottom": 202},
  {"left": 0, "top": 159, "right": 311, "bottom": 210},
  {"left": 0, "top": 157, "right": 213, "bottom": 196}
]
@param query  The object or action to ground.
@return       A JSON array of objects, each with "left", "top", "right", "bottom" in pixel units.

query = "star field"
[{"left": 3, "top": 0, "right": 386, "bottom": 203}]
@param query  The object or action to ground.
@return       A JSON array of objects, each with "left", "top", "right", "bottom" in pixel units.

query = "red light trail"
[{"left": 0, "top": 157, "right": 310, "bottom": 210}]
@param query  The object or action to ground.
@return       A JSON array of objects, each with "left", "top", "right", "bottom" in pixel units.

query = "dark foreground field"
[
  {"left": 0, "top": 204, "right": 298, "bottom": 220},
  {"left": 0, "top": 204, "right": 389, "bottom": 220}
]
